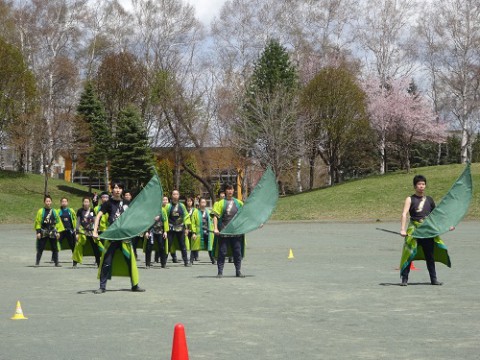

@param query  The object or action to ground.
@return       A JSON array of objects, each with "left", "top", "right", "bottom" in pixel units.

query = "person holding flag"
[
  {"left": 92, "top": 182, "right": 145, "bottom": 294},
  {"left": 400, "top": 175, "right": 452, "bottom": 286},
  {"left": 212, "top": 184, "right": 245, "bottom": 278}
]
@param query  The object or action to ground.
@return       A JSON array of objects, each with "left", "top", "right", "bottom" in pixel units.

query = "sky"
[
  {"left": 118, "top": 0, "right": 227, "bottom": 26},
  {"left": 185, "top": 0, "right": 227, "bottom": 26}
]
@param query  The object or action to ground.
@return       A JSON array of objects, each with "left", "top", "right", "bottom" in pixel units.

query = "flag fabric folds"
[
  {"left": 221, "top": 167, "right": 279, "bottom": 235},
  {"left": 100, "top": 173, "right": 163, "bottom": 241},
  {"left": 412, "top": 163, "right": 473, "bottom": 239}
]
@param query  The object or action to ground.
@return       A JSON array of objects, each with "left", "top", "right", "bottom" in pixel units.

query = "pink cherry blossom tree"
[{"left": 364, "top": 76, "right": 445, "bottom": 173}]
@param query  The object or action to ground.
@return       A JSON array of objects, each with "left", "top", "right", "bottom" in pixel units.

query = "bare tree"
[
  {"left": 416, "top": 6, "right": 445, "bottom": 165},
  {"left": 356, "top": 0, "right": 419, "bottom": 87},
  {"left": 234, "top": 89, "right": 299, "bottom": 187},
  {"left": 418, "top": 0, "right": 480, "bottom": 163},
  {"left": 79, "top": 1, "right": 127, "bottom": 79},
  {"left": 13, "top": 0, "right": 86, "bottom": 180}
]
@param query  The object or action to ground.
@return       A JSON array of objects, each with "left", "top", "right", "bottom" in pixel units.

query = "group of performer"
[
  {"left": 35, "top": 165, "right": 468, "bottom": 291},
  {"left": 34, "top": 182, "right": 246, "bottom": 294}
]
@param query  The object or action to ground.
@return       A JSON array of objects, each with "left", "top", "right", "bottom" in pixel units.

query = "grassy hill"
[
  {"left": 272, "top": 163, "right": 479, "bottom": 222},
  {"left": 1, "top": 163, "right": 478, "bottom": 224},
  {"left": 0, "top": 170, "right": 99, "bottom": 224}
]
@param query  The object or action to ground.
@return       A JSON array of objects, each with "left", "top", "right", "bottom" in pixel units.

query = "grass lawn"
[
  {"left": 273, "top": 163, "right": 480, "bottom": 221},
  {"left": 1, "top": 163, "right": 478, "bottom": 224},
  {"left": 0, "top": 170, "right": 98, "bottom": 224}
]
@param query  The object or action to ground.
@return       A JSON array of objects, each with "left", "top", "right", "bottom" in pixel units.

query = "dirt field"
[{"left": 1, "top": 221, "right": 479, "bottom": 359}]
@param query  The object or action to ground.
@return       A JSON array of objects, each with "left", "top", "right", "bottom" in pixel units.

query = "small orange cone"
[
  {"left": 171, "top": 323, "right": 189, "bottom": 360},
  {"left": 288, "top": 248, "right": 294, "bottom": 259},
  {"left": 11, "top": 301, "right": 27, "bottom": 320},
  {"left": 410, "top": 261, "right": 420, "bottom": 270}
]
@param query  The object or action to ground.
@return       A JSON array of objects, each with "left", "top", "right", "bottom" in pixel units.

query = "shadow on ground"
[{"left": 56, "top": 185, "right": 91, "bottom": 197}]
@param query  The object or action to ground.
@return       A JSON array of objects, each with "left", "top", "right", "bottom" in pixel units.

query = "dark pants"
[
  {"left": 87, "top": 236, "right": 101, "bottom": 266},
  {"left": 168, "top": 230, "right": 188, "bottom": 264},
  {"left": 190, "top": 250, "right": 199, "bottom": 262},
  {"left": 188, "top": 233, "right": 198, "bottom": 263},
  {"left": 131, "top": 237, "right": 139, "bottom": 259},
  {"left": 59, "top": 229, "right": 76, "bottom": 252},
  {"left": 37, "top": 237, "right": 58, "bottom": 265},
  {"left": 146, "top": 233, "right": 166, "bottom": 267},
  {"left": 99, "top": 241, "right": 134, "bottom": 290},
  {"left": 401, "top": 238, "right": 437, "bottom": 281},
  {"left": 217, "top": 235, "right": 242, "bottom": 274},
  {"left": 59, "top": 229, "right": 76, "bottom": 265}
]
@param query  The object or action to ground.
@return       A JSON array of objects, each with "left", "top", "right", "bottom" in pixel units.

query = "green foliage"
[
  {"left": 110, "top": 105, "right": 154, "bottom": 191},
  {"left": 471, "top": 133, "right": 480, "bottom": 163},
  {"left": 157, "top": 159, "right": 174, "bottom": 197},
  {"left": 0, "top": 36, "right": 37, "bottom": 173},
  {"left": 239, "top": 39, "right": 299, "bottom": 176},
  {"left": 409, "top": 142, "right": 434, "bottom": 167},
  {"left": 180, "top": 157, "right": 200, "bottom": 197},
  {"left": 76, "top": 82, "right": 110, "bottom": 178},
  {"left": 444, "top": 135, "right": 461, "bottom": 164},
  {"left": 301, "top": 66, "right": 371, "bottom": 184},
  {"left": 213, "top": 180, "right": 221, "bottom": 199},
  {"left": 342, "top": 126, "right": 379, "bottom": 179},
  {"left": 248, "top": 39, "right": 297, "bottom": 98},
  {"left": 0, "top": 2, "right": 16, "bottom": 42},
  {"left": 0, "top": 37, "right": 37, "bottom": 126},
  {"left": 151, "top": 70, "right": 177, "bottom": 104}
]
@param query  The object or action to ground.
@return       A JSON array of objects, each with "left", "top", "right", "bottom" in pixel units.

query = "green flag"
[
  {"left": 413, "top": 163, "right": 473, "bottom": 239},
  {"left": 221, "top": 167, "right": 279, "bottom": 235},
  {"left": 101, "top": 172, "right": 163, "bottom": 241}
]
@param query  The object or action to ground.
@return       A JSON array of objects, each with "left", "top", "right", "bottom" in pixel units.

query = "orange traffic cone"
[
  {"left": 11, "top": 300, "right": 27, "bottom": 320},
  {"left": 171, "top": 323, "right": 189, "bottom": 360},
  {"left": 410, "top": 261, "right": 419, "bottom": 270}
]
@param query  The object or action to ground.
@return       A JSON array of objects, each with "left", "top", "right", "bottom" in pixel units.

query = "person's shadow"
[
  {"left": 196, "top": 275, "right": 255, "bottom": 279},
  {"left": 379, "top": 282, "right": 432, "bottom": 286},
  {"left": 77, "top": 289, "right": 132, "bottom": 294}
]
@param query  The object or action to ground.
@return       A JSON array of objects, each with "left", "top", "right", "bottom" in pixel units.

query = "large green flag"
[
  {"left": 101, "top": 172, "right": 163, "bottom": 241},
  {"left": 221, "top": 167, "right": 279, "bottom": 235},
  {"left": 413, "top": 163, "right": 473, "bottom": 239}
]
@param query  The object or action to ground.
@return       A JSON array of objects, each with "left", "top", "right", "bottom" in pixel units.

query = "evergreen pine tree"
[
  {"left": 76, "top": 82, "right": 111, "bottom": 190},
  {"left": 238, "top": 39, "right": 299, "bottom": 177},
  {"left": 110, "top": 105, "right": 154, "bottom": 191}
]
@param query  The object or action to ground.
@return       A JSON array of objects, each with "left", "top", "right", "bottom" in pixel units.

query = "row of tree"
[{"left": 0, "top": 0, "right": 479, "bottom": 196}]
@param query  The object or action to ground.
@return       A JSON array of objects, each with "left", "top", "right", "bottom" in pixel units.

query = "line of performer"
[{"left": 34, "top": 182, "right": 247, "bottom": 293}]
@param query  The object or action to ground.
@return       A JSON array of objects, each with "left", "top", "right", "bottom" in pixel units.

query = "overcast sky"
[
  {"left": 185, "top": 0, "right": 227, "bottom": 26},
  {"left": 118, "top": 0, "right": 227, "bottom": 26}
]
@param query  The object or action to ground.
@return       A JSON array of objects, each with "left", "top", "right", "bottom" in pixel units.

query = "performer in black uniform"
[
  {"left": 400, "top": 175, "right": 447, "bottom": 286},
  {"left": 92, "top": 182, "right": 145, "bottom": 294}
]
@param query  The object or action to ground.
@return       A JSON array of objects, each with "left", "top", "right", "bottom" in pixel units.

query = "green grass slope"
[
  {"left": 272, "top": 163, "right": 479, "bottom": 222},
  {"left": 0, "top": 170, "right": 98, "bottom": 224},
  {"left": 1, "top": 164, "right": 478, "bottom": 224}
]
